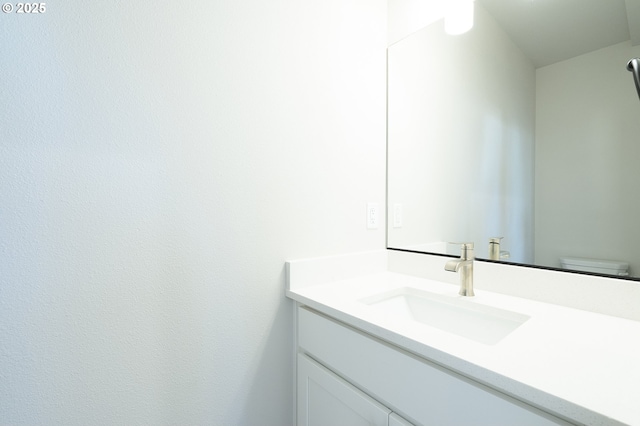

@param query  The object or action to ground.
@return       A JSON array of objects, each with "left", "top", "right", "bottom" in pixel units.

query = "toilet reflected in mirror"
[{"left": 560, "top": 257, "right": 629, "bottom": 277}]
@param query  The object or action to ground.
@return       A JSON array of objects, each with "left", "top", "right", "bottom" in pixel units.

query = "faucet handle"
[
  {"left": 447, "top": 242, "right": 475, "bottom": 259},
  {"left": 460, "top": 242, "right": 474, "bottom": 260},
  {"left": 447, "top": 241, "right": 474, "bottom": 248}
]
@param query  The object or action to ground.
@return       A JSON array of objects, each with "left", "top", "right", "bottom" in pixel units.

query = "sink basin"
[{"left": 360, "top": 287, "right": 529, "bottom": 345}]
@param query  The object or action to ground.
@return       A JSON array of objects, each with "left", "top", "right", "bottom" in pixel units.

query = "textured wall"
[{"left": 0, "top": 1, "right": 387, "bottom": 424}]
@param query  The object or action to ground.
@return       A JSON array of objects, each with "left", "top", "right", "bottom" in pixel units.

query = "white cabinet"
[
  {"left": 296, "top": 306, "right": 573, "bottom": 426},
  {"left": 298, "top": 353, "right": 415, "bottom": 426},
  {"left": 297, "top": 353, "right": 391, "bottom": 426}
]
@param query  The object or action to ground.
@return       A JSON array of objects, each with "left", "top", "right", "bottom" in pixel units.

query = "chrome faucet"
[{"left": 445, "top": 243, "right": 475, "bottom": 297}]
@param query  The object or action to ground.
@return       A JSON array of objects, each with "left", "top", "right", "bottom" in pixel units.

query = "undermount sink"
[{"left": 360, "top": 287, "right": 529, "bottom": 345}]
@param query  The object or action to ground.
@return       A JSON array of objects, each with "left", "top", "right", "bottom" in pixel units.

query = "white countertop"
[{"left": 286, "top": 256, "right": 640, "bottom": 426}]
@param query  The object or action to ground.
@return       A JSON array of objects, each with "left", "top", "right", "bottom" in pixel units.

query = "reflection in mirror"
[
  {"left": 387, "top": 0, "right": 640, "bottom": 279},
  {"left": 629, "top": 57, "right": 640, "bottom": 100}
]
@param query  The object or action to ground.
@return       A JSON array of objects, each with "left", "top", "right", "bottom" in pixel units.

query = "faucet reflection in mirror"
[
  {"left": 488, "top": 237, "right": 510, "bottom": 261},
  {"left": 488, "top": 237, "right": 502, "bottom": 261}
]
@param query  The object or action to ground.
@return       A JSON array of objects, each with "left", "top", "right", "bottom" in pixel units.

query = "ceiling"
[{"left": 477, "top": 0, "right": 640, "bottom": 68}]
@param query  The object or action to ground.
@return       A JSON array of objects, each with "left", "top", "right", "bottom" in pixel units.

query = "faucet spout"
[
  {"left": 445, "top": 243, "right": 475, "bottom": 297},
  {"left": 445, "top": 259, "right": 468, "bottom": 272}
]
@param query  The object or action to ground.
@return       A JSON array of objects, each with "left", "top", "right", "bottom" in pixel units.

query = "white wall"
[
  {"left": 387, "top": 0, "right": 444, "bottom": 45},
  {"left": 535, "top": 41, "right": 640, "bottom": 275},
  {"left": 387, "top": 3, "right": 536, "bottom": 261},
  {"left": 0, "top": 1, "right": 387, "bottom": 424}
]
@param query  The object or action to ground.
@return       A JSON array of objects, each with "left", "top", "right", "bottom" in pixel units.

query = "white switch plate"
[
  {"left": 366, "top": 203, "right": 379, "bottom": 229},
  {"left": 393, "top": 203, "right": 402, "bottom": 228}
]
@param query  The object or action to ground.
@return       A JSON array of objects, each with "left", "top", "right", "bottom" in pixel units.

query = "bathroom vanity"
[
  {"left": 296, "top": 307, "right": 566, "bottom": 425},
  {"left": 286, "top": 250, "right": 640, "bottom": 426}
]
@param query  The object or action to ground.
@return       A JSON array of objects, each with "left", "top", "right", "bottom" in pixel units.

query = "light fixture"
[{"left": 444, "top": 0, "right": 475, "bottom": 35}]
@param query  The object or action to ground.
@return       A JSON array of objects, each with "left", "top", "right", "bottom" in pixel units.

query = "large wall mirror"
[{"left": 387, "top": 0, "right": 640, "bottom": 279}]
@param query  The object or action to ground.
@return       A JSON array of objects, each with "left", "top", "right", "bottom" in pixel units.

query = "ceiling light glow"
[{"left": 445, "top": 0, "right": 475, "bottom": 35}]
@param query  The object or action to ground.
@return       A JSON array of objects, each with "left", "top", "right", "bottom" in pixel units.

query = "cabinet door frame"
[{"left": 297, "top": 353, "right": 391, "bottom": 426}]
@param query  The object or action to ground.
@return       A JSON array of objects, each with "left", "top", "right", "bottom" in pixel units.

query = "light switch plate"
[
  {"left": 367, "top": 203, "right": 379, "bottom": 229},
  {"left": 393, "top": 203, "right": 402, "bottom": 228}
]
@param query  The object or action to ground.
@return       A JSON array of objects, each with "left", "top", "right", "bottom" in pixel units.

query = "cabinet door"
[{"left": 297, "top": 353, "right": 391, "bottom": 426}]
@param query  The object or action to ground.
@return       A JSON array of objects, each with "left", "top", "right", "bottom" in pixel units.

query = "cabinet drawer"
[{"left": 298, "top": 307, "right": 572, "bottom": 426}]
